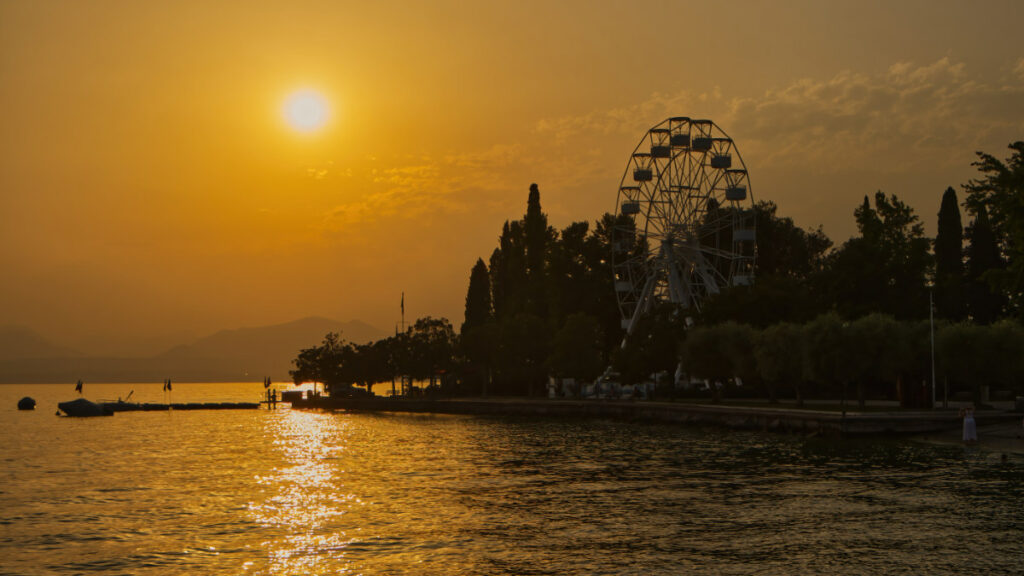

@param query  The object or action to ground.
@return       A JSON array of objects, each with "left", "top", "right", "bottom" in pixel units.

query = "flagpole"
[
  {"left": 400, "top": 292, "right": 405, "bottom": 397},
  {"left": 930, "top": 290, "right": 936, "bottom": 409}
]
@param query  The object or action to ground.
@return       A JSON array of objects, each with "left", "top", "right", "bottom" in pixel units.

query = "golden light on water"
[
  {"left": 249, "top": 409, "right": 357, "bottom": 574},
  {"left": 283, "top": 89, "right": 330, "bottom": 133}
]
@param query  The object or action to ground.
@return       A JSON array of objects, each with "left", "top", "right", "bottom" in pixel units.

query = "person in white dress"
[{"left": 960, "top": 405, "right": 977, "bottom": 443}]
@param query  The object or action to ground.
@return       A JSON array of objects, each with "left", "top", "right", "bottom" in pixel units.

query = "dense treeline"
[
  {"left": 292, "top": 142, "right": 1024, "bottom": 401},
  {"left": 462, "top": 184, "right": 623, "bottom": 395},
  {"left": 682, "top": 314, "right": 1023, "bottom": 407},
  {"left": 290, "top": 317, "right": 458, "bottom": 396}
]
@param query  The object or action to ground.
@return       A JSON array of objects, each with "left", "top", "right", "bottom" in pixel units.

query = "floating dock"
[{"left": 101, "top": 401, "right": 260, "bottom": 412}]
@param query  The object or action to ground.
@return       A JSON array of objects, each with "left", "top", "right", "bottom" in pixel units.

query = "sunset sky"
[{"left": 2, "top": 0, "right": 1023, "bottom": 356}]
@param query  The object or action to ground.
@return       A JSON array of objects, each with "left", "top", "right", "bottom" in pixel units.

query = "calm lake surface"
[{"left": 2, "top": 383, "right": 1022, "bottom": 575}]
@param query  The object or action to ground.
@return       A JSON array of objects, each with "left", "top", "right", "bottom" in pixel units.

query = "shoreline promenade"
[{"left": 292, "top": 395, "right": 1023, "bottom": 440}]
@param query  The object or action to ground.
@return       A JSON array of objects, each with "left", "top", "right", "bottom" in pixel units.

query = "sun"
[{"left": 283, "top": 89, "right": 330, "bottom": 133}]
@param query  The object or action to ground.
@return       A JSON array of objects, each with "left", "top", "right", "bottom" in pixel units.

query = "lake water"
[{"left": 2, "top": 383, "right": 1022, "bottom": 575}]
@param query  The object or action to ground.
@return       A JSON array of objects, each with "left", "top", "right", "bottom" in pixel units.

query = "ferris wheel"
[{"left": 612, "top": 117, "right": 756, "bottom": 335}]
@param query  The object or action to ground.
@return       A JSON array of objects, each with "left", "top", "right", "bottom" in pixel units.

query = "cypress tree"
[
  {"left": 934, "top": 187, "right": 965, "bottom": 320},
  {"left": 966, "top": 204, "right": 1004, "bottom": 324},
  {"left": 489, "top": 220, "right": 527, "bottom": 320},
  {"left": 488, "top": 246, "right": 506, "bottom": 320},
  {"left": 524, "top": 183, "right": 550, "bottom": 318},
  {"left": 525, "top": 184, "right": 547, "bottom": 264},
  {"left": 462, "top": 258, "right": 492, "bottom": 333}
]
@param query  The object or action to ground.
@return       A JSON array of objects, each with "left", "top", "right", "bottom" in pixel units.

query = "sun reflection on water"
[{"left": 247, "top": 409, "right": 359, "bottom": 575}]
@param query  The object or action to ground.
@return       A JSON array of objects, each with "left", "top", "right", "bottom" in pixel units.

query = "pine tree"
[{"left": 934, "top": 186, "right": 965, "bottom": 320}]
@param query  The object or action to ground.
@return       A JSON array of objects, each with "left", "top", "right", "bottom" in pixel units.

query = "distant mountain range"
[
  {"left": 0, "top": 317, "right": 385, "bottom": 384},
  {"left": 0, "top": 325, "right": 82, "bottom": 361}
]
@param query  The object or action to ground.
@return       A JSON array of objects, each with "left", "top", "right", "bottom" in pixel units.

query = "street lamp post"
[{"left": 930, "top": 290, "right": 937, "bottom": 409}]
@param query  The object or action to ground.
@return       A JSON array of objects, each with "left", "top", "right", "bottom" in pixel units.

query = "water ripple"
[{"left": 2, "top": 385, "right": 1023, "bottom": 575}]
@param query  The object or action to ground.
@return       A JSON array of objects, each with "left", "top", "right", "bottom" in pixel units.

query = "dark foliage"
[
  {"left": 964, "top": 141, "right": 1024, "bottom": 319},
  {"left": 966, "top": 204, "right": 1005, "bottom": 324},
  {"left": 824, "top": 191, "right": 931, "bottom": 320},
  {"left": 934, "top": 187, "right": 965, "bottom": 320}
]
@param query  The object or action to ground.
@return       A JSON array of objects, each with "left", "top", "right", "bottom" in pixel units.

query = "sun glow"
[{"left": 283, "top": 89, "right": 330, "bottom": 133}]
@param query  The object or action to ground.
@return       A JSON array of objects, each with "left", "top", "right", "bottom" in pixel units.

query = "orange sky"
[{"left": 2, "top": 0, "right": 1023, "bottom": 355}]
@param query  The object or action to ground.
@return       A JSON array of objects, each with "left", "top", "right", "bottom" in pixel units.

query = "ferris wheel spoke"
[{"left": 694, "top": 244, "right": 746, "bottom": 261}]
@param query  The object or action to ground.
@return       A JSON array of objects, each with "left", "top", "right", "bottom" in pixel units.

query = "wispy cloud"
[
  {"left": 536, "top": 57, "right": 1024, "bottom": 173},
  {"left": 324, "top": 57, "right": 1024, "bottom": 235},
  {"left": 371, "top": 164, "right": 440, "bottom": 187},
  {"left": 533, "top": 89, "right": 723, "bottom": 144},
  {"left": 305, "top": 160, "right": 336, "bottom": 180},
  {"left": 325, "top": 146, "right": 533, "bottom": 232},
  {"left": 730, "top": 57, "right": 1024, "bottom": 169}
]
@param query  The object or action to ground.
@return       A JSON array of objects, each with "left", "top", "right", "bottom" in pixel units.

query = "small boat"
[
  {"left": 18, "top": 397, "right": 36, "bottom": 410},
  {"left": 57, "top": 398, "right": 113, "bottom": 417}
]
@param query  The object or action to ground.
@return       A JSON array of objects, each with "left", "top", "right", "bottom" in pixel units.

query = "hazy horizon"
[
  {"left": 3, "top": 0, "right": 1023, "bottom": 356},
  {"left": 0, "top": 315, "right": 386, "bottom": 359}
]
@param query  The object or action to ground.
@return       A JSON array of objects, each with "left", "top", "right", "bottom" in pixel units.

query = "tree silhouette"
[
  {"left": 524, "top": 183, "right": 554, "bottom": 319},
  {"left": 847, "top": 313, "right": 902, "bottom": 407},
  {"left": 461, "top": 258, "right": 495, "bottom": 394},
  {"left": 547, "top": 313, "right": 605, "bottom": 384},
  {"left": 462, "top": 258, "right": 492, "bottom": 333},
  {"left": 826, "top": 192, "right": 930, "bottom": 320},
  {"left": 406, "top": 317, "right": 457, "bottom": 392},
  {"left": 699, "top": 201, "right": 831, "bottom": 327},
  {"left": 802, "top": 313, "right": 854, "bottom": 401},
  {"left": 966, "top": 204, "right": 1005, "bottom": 324},
  {"left": 613, "top": 302, "right": 685, "bottom": 386},
  {"left": 289, "top": 332, "right": 347, "bottom": 391},
  {"left": 934, "top": 186, "right": 965, "bottom": 320},
  {"left": 546, "top": 220, "right": 589, "bottom": 324},
  {"left": 490, "top": 221, "right": 527, "bottom": 321},
  {"left": 754, "top": 322, "right": 805, "bottom": 405},
  {"left": 753, "top": 200, "right": 832, "bottom": 279},
  {"left": 680, "top": 322, "right": 752, "bottom": 402},
  {"left": 495, "top": 313, "right": 549, "bottom": 396},
  {"left": 964, "top": 141, "right": 1024, "bottom": 319}
]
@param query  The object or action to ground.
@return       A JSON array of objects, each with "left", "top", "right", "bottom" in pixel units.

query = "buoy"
[{"left": 17, "top": 397, "right": 36, "bottom": 410}]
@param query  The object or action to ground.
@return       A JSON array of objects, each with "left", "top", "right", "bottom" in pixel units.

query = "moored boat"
[{"left": 57, "top": 398, "right": 113, "bottom": 417}]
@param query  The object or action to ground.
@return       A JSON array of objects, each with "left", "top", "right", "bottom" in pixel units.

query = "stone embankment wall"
[{"left": 291, "top": 397, "right": 985, "bottom": 435}]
